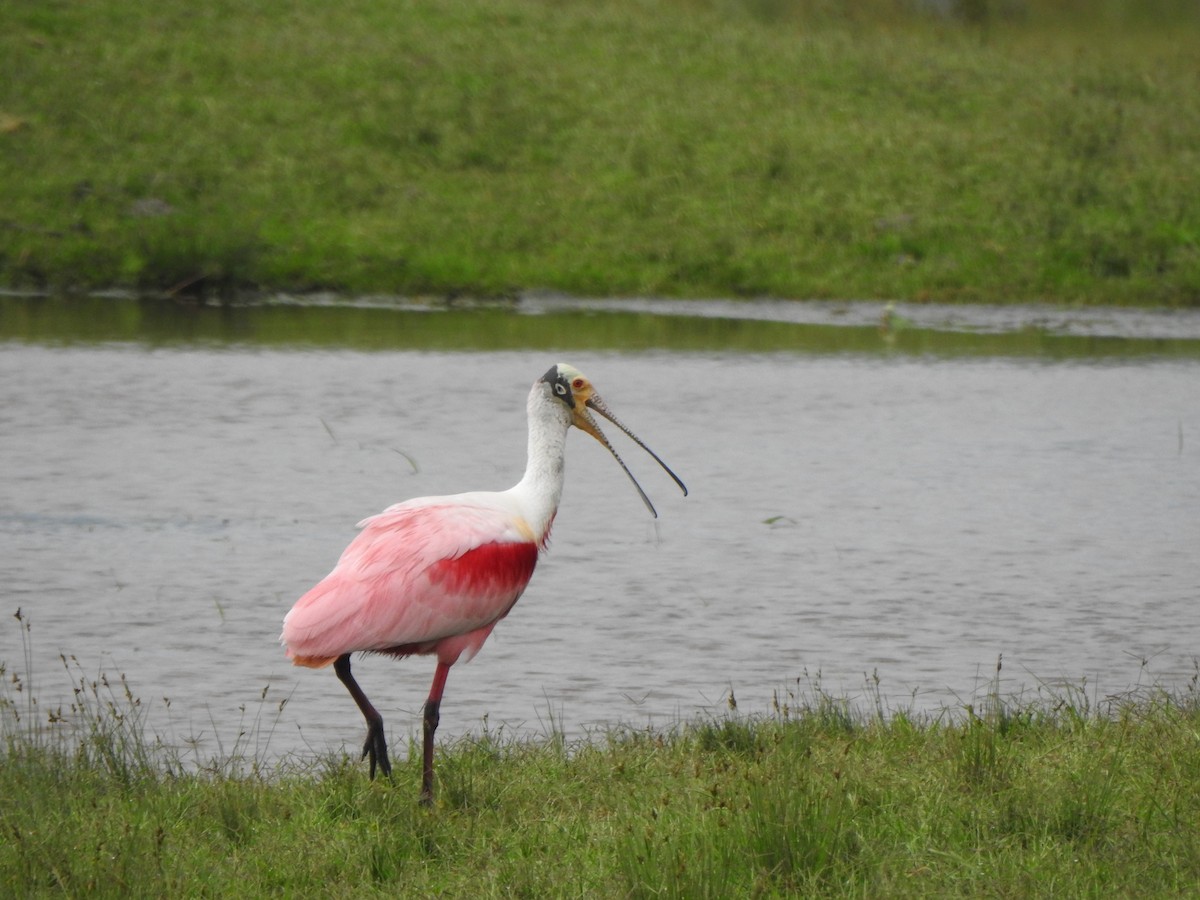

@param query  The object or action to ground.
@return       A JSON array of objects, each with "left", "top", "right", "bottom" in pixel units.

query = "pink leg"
[{"left": 420, "top": 661, "right": 452, "bottom": 805}]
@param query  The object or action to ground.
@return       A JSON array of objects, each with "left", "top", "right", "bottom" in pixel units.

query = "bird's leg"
[
  {"left": 420, "top": 661, "right": 452, "bottom": 806},
  {"left": 334, "top": 653, "right": 392, "bottom": 780}
]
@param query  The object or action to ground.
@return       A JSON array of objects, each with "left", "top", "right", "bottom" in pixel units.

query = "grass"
[
  {"left": 5, "top": 614, "right": 1200, "bottom": 897},
  {"left": 1, "top": 0, "right": 1199, "bottom": 304}
]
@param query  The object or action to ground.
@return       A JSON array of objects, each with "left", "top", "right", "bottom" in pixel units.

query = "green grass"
[
  {"left": 5, "top": 621, "right": 1200, "bottom": 897},
  {"left": 2, "top": 0, "right": 1198, "bottom": 305}
]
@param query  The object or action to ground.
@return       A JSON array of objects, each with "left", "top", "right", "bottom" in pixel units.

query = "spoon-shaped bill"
[{"left": 575, "top": 394, "right": 688, "bottom": 517}]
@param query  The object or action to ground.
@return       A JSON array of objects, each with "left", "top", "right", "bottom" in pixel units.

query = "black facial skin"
[{"left": 541, "top": 365, "right": 573, "bottom": 408}]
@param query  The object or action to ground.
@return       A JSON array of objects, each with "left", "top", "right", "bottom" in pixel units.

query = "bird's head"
[{"left": 539, "top": 363, "right": 688, "bottom": 517}]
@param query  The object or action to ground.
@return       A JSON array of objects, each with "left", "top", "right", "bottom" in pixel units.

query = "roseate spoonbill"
[{"left": 281, "top": 363, "right": 686, "bottom": 803}]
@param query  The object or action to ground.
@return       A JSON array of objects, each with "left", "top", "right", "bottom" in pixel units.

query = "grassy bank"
[
  {"left": 2, "top": 0, "right": 1199, "bottom": 305},
  {"left": 4, "top": 645, "right": 1200, "bottom": 896}
]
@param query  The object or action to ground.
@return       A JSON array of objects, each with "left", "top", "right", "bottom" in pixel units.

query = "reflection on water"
[
  {"left": 1, "top": 297, "right": 1198, "bottom": 764},
  {"left": 5, "top": 293, "right": 1200, "bottom": 358}
]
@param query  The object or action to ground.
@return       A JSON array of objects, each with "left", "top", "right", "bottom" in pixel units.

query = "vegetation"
[
  {"left": 4, "top": 615, "right": 1200, "bottom": 896},
  {"left": 2, "top": 0, "right": 1198, "bottom": 304}
]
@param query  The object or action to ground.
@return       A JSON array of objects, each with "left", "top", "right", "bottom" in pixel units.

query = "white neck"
[{"left": 507, "top": 381, "right": 571, "bottom": 545}]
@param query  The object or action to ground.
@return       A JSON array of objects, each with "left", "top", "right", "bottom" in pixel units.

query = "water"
[{"left": 2, "top": 297, "right": 1198, "bottom": 766}]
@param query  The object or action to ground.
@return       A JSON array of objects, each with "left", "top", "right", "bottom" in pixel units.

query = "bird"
[{"left": 281, "top": 363, "right": 686, "bottom": 803}]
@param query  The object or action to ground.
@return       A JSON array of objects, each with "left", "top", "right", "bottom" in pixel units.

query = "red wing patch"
[{"left": 426, "top": 541, "right": 539, "bottom": 600}]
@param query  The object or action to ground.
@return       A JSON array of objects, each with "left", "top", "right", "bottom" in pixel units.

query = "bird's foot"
[{"left": 362, "top": 720, "right": 392, "bottom": 780}]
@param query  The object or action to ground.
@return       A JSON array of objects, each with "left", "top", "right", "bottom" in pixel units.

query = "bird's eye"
[{"left": 572, "top": 378, "right": 585, "bottom": 390}]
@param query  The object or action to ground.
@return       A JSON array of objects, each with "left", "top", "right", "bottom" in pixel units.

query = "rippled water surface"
[{"left": 2, "top": 298, "right": 1198, "bottom": 765}]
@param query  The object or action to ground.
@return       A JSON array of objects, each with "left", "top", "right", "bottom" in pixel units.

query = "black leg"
[
  {"left": 334, "top": 653, "right": 391, "bottom": 780},
  {"left": 421, "top": 697, "right": 440, "bottom": 805},
  {"left": 420, "top": 661, "right": 452, "bottom": 806}
]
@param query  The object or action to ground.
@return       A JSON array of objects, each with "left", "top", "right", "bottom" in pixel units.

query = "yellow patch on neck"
[{"left": 512, "top": 516, "right": 536, "bottom": 543}]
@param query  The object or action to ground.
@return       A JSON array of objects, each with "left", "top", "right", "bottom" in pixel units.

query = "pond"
[{"left": 2, "top": 294, "right": 1198, "bottom": 767}]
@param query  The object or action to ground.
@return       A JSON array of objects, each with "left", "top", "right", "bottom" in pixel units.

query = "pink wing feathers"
[{"left": 282, "top": 500, "right": 540, "bottom": 668}]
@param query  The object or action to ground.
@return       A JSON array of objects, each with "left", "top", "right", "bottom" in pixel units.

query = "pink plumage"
[
  {"left": 280, "top": 363, "right": 685, "bottom": 803},
  {"left": 283, "top": 500, "right": 541, "bottom": 668}
]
